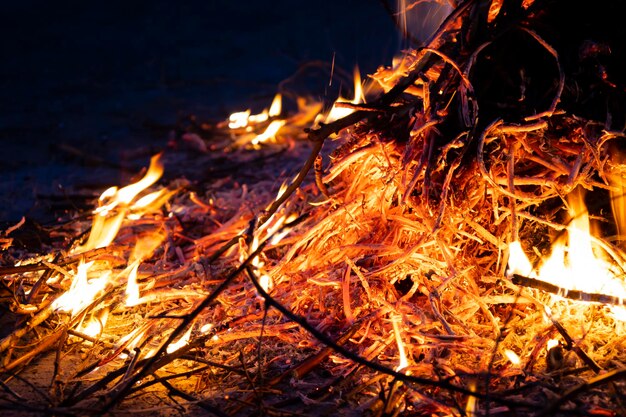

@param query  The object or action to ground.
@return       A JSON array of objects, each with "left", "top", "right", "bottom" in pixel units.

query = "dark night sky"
[{"left": 0, "top": 1, "right": 399, "bottom": 222}]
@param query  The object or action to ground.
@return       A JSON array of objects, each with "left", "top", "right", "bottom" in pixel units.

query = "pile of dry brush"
[{"left": 2, "top": 1, "right": 626, "bottom": 415}]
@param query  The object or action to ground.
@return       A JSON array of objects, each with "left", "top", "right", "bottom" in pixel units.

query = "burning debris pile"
[{"left": 2, "top": 1, "right": 626, "bottom": 415}]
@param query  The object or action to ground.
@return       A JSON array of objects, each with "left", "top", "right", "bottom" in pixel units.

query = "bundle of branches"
[{"left": 2, "top": 0, "right": 626, "bottom": 416}]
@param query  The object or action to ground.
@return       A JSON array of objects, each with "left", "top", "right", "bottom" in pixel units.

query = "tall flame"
[
  {"left": 507, "top": 240, "right": 535, "bottom": 278},
  {"left": 537, "top": 188, "right": 618, "bottom": 295},
  {"left": 125, "top": 231, "right": 166, "bottom": 307},
  {"left": 51, "top": 155, "right": 168, "bottom": 316},
  {"left": 77, "top": 154, "right": 164, "bottom": 252},
  {"left": 507, "top": 187, "right": 626, "bottom": 319},
  {"left": 95, "top": 154, "right": 164, "bottom": 214},
  {"left": 125, "top": 262, "right": 141, "bottom": 307}
]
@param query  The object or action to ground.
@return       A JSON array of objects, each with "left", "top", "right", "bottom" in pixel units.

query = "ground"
[{"left": 0, "top": 0, "right": 398, "bottom": 224}]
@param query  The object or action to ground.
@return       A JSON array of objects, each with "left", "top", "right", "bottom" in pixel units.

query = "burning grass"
[{"left": 2, "top": 1, "right": 626, "bottom": 415}]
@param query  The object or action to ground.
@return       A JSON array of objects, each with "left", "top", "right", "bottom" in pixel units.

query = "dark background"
[{"left": 0, "top": 0, "right": 400, "bottom": 223}]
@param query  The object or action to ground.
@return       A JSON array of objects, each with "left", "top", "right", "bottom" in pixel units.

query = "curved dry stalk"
[{"left": 519, "top": 27, "right": 565, "bottom": 122}]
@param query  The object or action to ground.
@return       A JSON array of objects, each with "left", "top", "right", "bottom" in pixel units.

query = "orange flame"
[
  {"left": 166, "top": 326, "right": 193, "bottom": 354},
  {"left": 319, "top": 67, "right": 365, "bottom": 125},
  {"left": 125, "top": 231, "right": 166, "bottom": 307},
  {"left": 52, "top": 261, "right": 109, "bottom": 316},
  {"left": 227, "top": 93, "right": 286, "bottom": 147},
  {"left": 53, "top": 155, "right": 169, "bottom": 316},
  {"left": 251, "top": 119, "right": 286, "bottom": 146},
  {"left": 77, "top": 154, "right": 164, "bottom": 252},
  {"left": 228, "top": 93, "right": 282, "bottom": 130},
  {"left": 546, "top": 338, "right": 559, "bottom": 350},
  {"left": 79, "top": 309, "right": 109, "bottom": 338},
  {"left": 508, "top": 187, "right": 626, "bottom": 320},
  {"left": 125, "top": 262, "right": 141, "bottom": 307},
  {"left": 95, "top": 154, "right": 164, "bottom": 214}
]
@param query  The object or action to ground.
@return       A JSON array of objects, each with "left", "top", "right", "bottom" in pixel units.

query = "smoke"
[{"left": 396, "top": 0, "right": 453, "bottom": 46}]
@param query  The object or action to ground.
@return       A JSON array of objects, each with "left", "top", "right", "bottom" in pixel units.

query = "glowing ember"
[
  {"left": 392, "top": 314, "right": 409, "bottom": 372},
  {"left": 503, "top": 349, "right": 521, "bottom": 366},
  {"left": 342, "top": 265, "right": 354, "bottom": 324},
  {"left": 546, "top": 338, "right": 559, "bottom": 351},
  {"left": 465, "top": 381, "right": 478, "bottom": 417}
]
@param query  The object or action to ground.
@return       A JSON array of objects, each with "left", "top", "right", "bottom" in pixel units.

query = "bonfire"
[{"left": 2, "top": 1, "right": 626, "bottom": 416}]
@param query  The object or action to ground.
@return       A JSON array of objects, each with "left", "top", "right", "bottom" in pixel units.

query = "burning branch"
[{"left": 511, "top": 273, "right": 626, "bottom": 307}]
